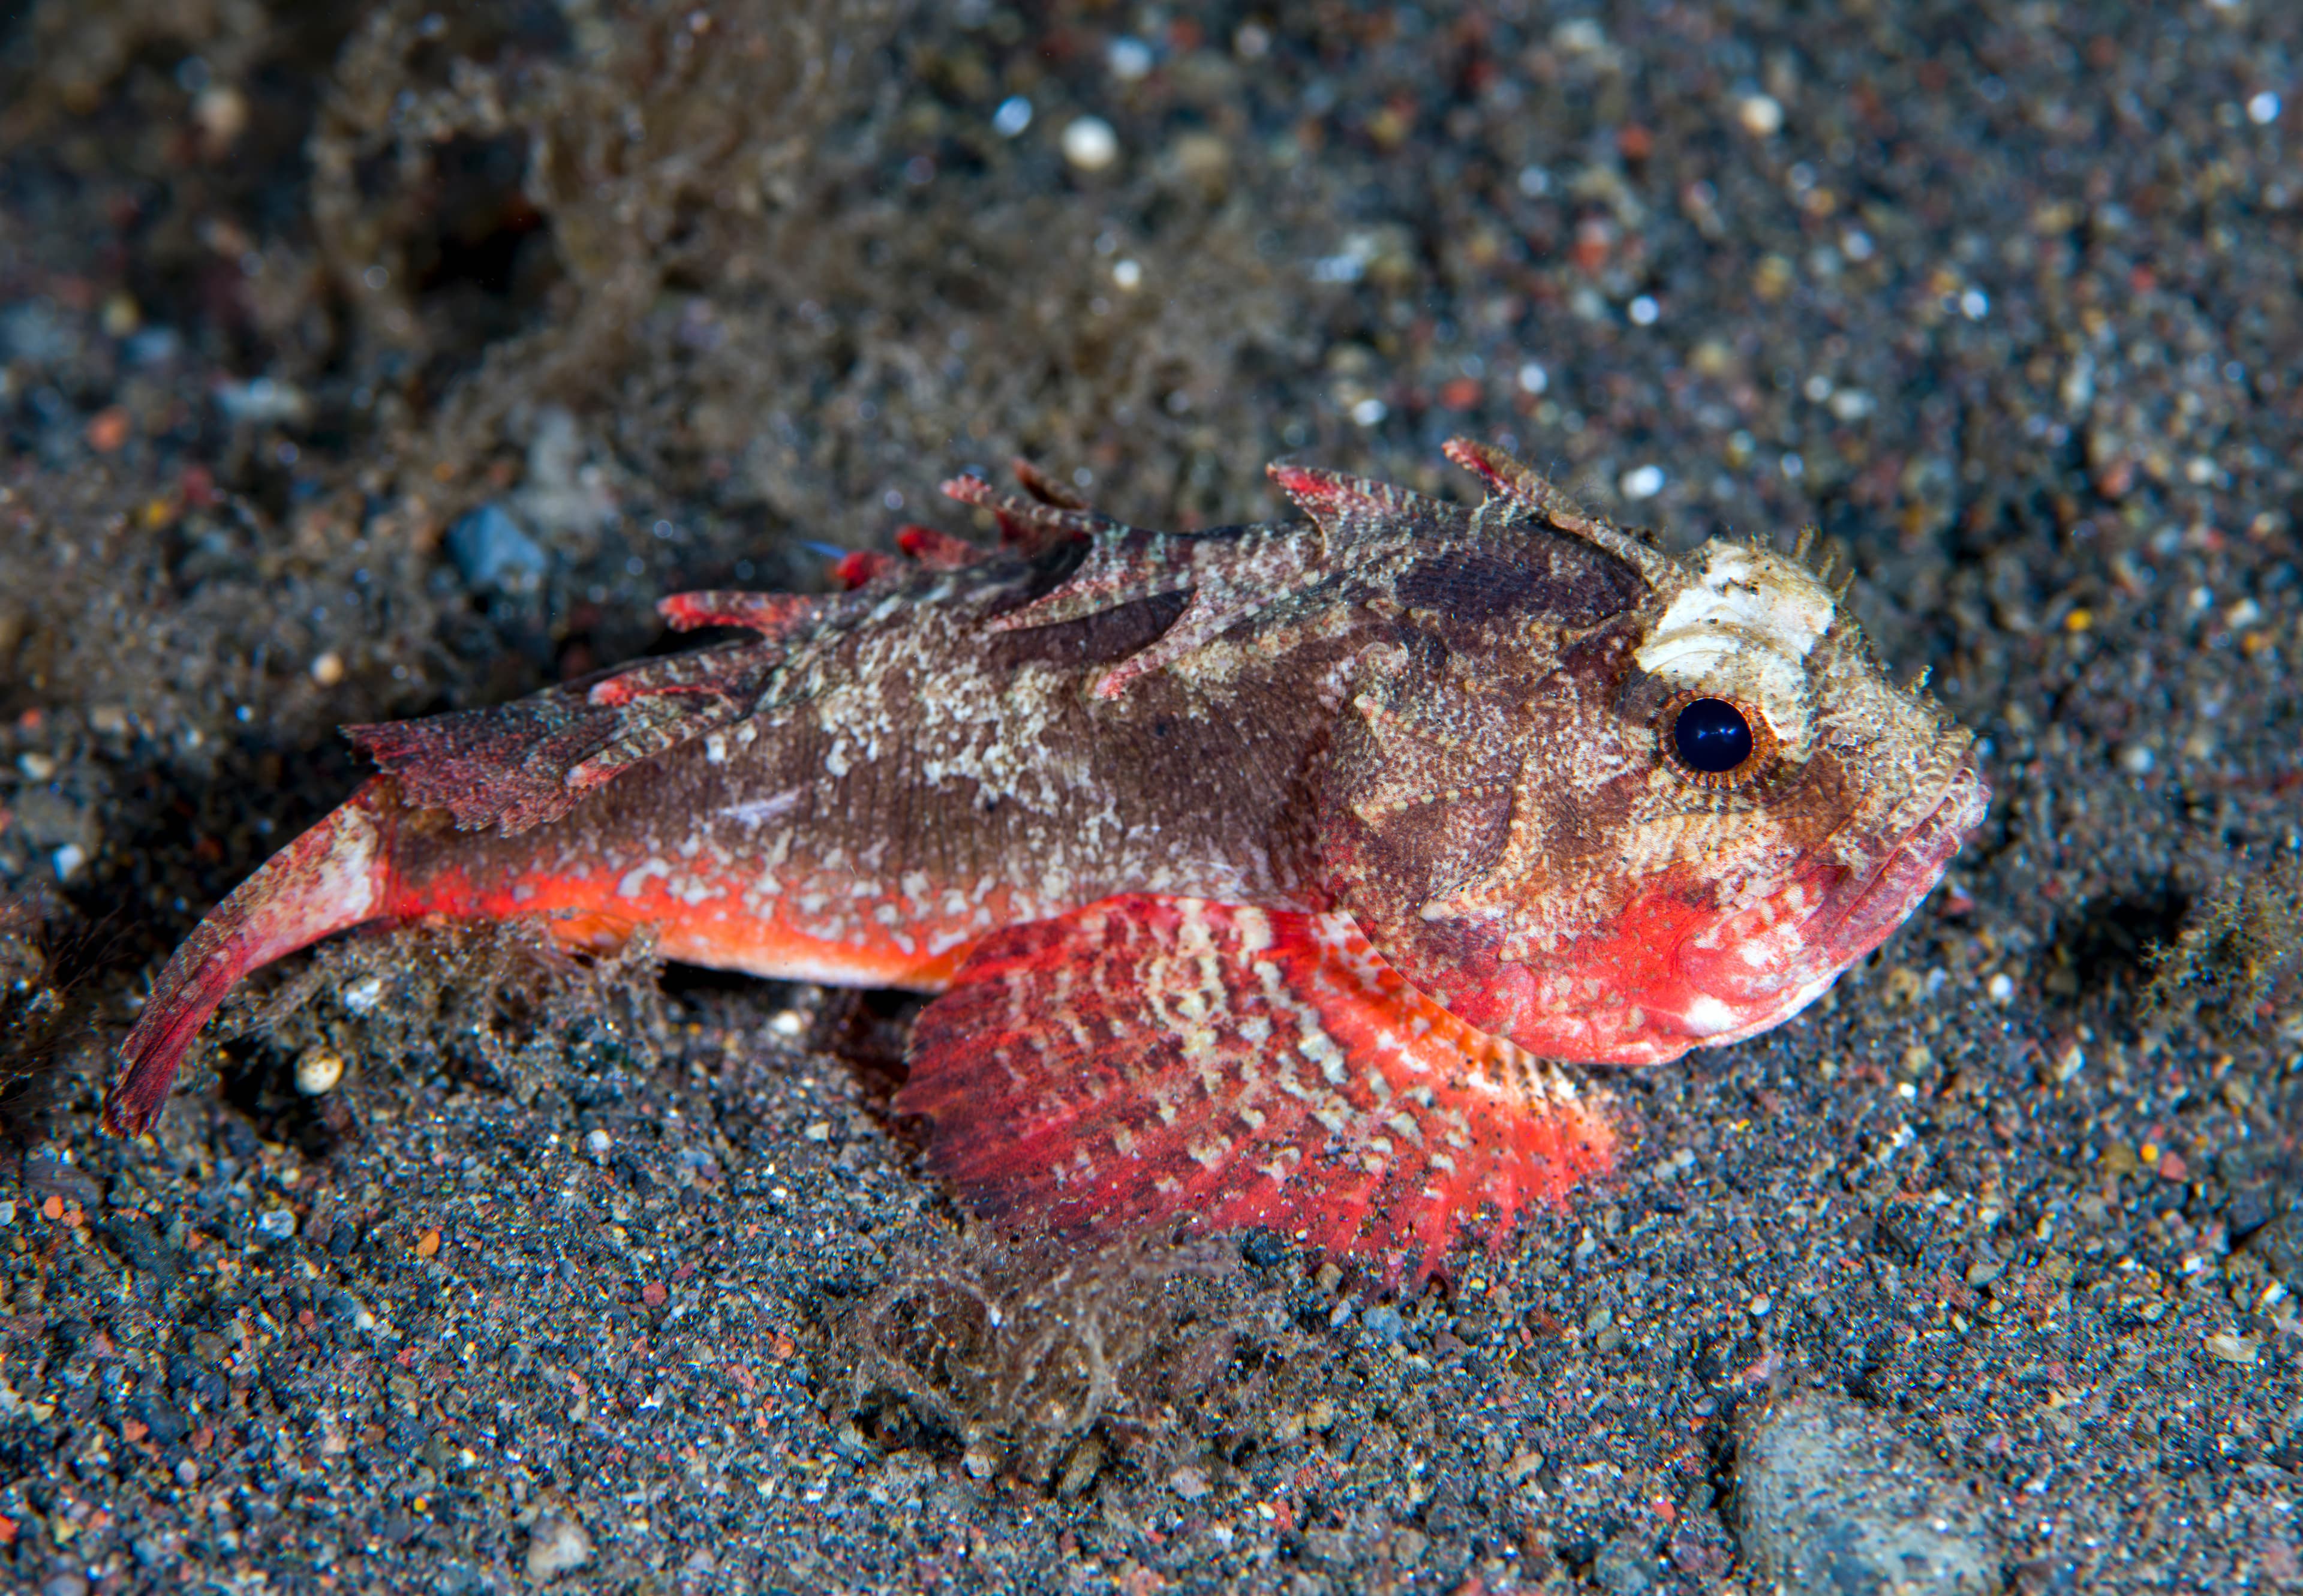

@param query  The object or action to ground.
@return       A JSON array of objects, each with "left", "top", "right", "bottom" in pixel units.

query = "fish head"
[{"left": 1321, "top": 518, "right": 1988, "bottom": 1065}]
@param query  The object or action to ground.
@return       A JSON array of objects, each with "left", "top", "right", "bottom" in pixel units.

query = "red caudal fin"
[
  {"left": 103, "top": 780, "right": 398, "bottom": 1137},
  {"left": 896, "top": 895, "right": 1616, "bottom": 1272}
]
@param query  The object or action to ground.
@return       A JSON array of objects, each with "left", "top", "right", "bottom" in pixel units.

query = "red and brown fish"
[{"left": 103, "top": 440, "right": 1985, "bottom": 1264}]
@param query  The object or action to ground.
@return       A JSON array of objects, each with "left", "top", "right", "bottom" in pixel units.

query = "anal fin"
[{"left": 896, "top": 895, "right": 1615, "bottom": 1272}]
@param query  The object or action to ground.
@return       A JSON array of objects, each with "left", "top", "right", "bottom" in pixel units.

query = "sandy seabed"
[{"left": 0, "top": 3, "right": 2298, "bottom": 1591}]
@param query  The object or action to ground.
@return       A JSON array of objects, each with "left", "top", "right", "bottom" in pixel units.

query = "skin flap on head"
[{"left": 1632, "top": 543, "right": 1837, "bottom": 749}]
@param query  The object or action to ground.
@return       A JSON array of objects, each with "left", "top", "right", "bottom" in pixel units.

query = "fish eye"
[{"left": 1660, "top": 693, "right": 1776, "bottom": 789}]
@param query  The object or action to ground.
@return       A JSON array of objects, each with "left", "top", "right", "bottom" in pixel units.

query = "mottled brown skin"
[
  {"left": 104, "top": 443, "right": 1983, "bottom": 1263},
  {"left": 359, "top": 476, "right": 1655, "bottom": 986}
]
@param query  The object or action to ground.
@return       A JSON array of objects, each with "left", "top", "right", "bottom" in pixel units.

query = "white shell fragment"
[{"left": 295, "top": 1049, "right": 346, "bottom": 1096}]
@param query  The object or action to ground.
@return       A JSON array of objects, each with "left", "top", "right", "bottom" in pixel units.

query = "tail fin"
[{"left": 103, "top": 780, "right": 397, "bottom": 1136}]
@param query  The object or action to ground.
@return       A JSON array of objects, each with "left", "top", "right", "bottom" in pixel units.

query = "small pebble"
[
  {"left": 1167, "top": 1464, "right": 1211, "bottom": 1501},
  {"left": 1591, "top": 1533, "right": 1657, "bottom": 1595},
  {"left": 1620, "top": 464, "right": 1665, "bottom": 500},
  {"left": 1361, "top": 1304, "right": 1407, "bottom": 1345},
  {"left": 1737, "top": 93, "right": 1784, "bottom": 137},
  {"left": 990, "top": 95, "right": 1032, "bottom": 137},
  {"left": 294, "top": 1049, "right": 344, "bottom": 1096},
  {"left": 309, "top": 651, "right": 344, "bottom": 687},
  {"left": 257, "top": 1208, "right": 297, "bottom": 1241},
  {"left": 2205, "top": 1331, "right": 2258, "bottom": 1366},
  {"left": 175, "top": 1460, "right": 199, "bottom": 1486},
  {"left": 51, "top": 844, "right": 86, "bottom": 882},
  {"left": 1734, "top": 1389, "right": 1999, "bottom": 1594},
  {"left": 1107, "top": 37, "right": 1153, "bottom": 80},
  {"left": 14, "top": 752, "right": 55, "bottom": 781},
  {"left": 1062, "top": 116, "right": 1120, "bottom": 172},
  {"left": 584, "top": 1128, "right": 613, "bottom": 1159},
  {"left": 525, "top": 1514, "right": 594, "bottom": 1583},
  {"left": 445, "top": 504, "right": 546, "bottom": 594},
  {"left": 341, "top": 974, "right": 385, "bottom": 1014}
]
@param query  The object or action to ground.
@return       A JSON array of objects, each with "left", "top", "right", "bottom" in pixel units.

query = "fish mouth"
[
  {"left": 1806, "top": 740, "right": 1990, "bottom": 968},
  {"left": 1662, "top": 742, "right": 1988, "bottom": 1052}
]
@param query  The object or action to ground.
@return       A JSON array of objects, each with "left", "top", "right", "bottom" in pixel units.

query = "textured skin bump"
[{"left": 898, "top": 895, "right": 1616, "bottom": 1272}]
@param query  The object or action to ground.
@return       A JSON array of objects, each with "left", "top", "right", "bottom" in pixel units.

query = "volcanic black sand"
[{"left": 1, "top": 3, "right": 2298, "bottom": 1592}]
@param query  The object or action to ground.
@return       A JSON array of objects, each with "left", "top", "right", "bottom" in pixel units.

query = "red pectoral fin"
[{"left": 896, "top": 895, "right": 1615, "bottom": 1269}]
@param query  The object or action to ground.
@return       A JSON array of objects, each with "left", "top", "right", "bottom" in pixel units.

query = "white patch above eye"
[
  {"left": 1640, "top": 545, "right": 1834, "bottom": 666},
  {"left": 1634, "top": 543, "right": 1836, "bottom": 746}
]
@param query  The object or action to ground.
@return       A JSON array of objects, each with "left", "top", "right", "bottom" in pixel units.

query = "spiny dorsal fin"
[
  {"left": 1010, "top": 456, "right": 1090, "bottom": 512},
  {"left": 1267, "top": 461, "right": 1453, "bottom": 560},
  {"left": 1442, "top": 437, "right": 1680, "bottom": 590},
  {"left": 986, "top": 517, "right": 1333, "bottom": 700},
  {"left": 894, "top": 523, "right": 985, "bottom": 570},
  {"left": 941, "top": 471, "right": 1112, "bottom": 555},
  {"left": 991, "top": 458, "right": 1477, "bottom": 701},
  {"left": 657, "top": 590, "right": 820, "bottom": 633}
]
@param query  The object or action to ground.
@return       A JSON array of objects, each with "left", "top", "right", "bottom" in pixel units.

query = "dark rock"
[
  {"left": 446, "top": 504, "right": 546, "bottom": 594},
  {"left": 1733, "top": 1388, "right": 2001, "bottom": 1594},
  {"left": 127, "top": 1391, "right": 190, "bottom": 1446},
  {"left": 166, "top": 1353, "right": 229, "bottom": 1412},
  {"left": 1238, "top": 1228, "right": 1289, "bottom": 1269},
  {"left": 103, "top": 1213, "right": 177, "bottom": 1283},
  {"left": 1591, "top": 1533, "right": 1659, "bottom": 1595},
  {"left": 2226, "top": 1189, "right": 2274, "bottom": 1243},
  {"left": 23, "top": 1154, "right": 101, "bottom": 1207},
  {"left": 2248, "top": 1208, "right": 2303, "bottom": 1290}
]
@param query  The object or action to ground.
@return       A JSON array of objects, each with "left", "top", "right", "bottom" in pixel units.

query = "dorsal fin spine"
[{"left": 1441, "top": 436, "right": 1680, "bottom": 591}]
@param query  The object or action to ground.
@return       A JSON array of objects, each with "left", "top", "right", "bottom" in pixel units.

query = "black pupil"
[{"left": 1673, "top": 698, "right": 1753, "bottom": 773}]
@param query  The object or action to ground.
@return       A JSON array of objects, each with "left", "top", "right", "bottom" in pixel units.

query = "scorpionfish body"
[{"left": 106, "top": 441, "right": 1985, "bottom": 1264}]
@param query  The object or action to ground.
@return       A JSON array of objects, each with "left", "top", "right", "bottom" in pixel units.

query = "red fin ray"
[
  {"left": 656, "top": 590, "right": 819, "bottom": 634},
  {"left": 1267, "top": 461, "right": 1451, "bottom": 556},
  {"left": 894, "top": 523, "right": 985, "bottom": 569},
  {"left": 1439, "top": 435, "right": 1678, "bottom": 588},
  {"left": 897, "top": 895, "right": 1616, "bottom": 1272},
  {"left": 940, "top": 471, "right": 1116, "bottom": 554},
  {"left": 831, "top": 549, "right": 896, "bottom": 589}
]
